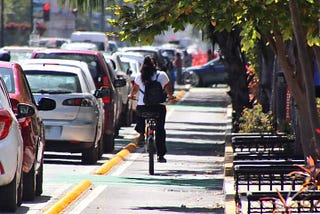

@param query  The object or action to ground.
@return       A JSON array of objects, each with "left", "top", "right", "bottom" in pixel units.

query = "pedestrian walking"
[{"left": 173, "top": 52, "right": 183, "bottom": 85}]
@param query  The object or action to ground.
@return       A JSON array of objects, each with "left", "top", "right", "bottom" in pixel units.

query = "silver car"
[{"left": 21, "top": 60, "right": 108, "bottom": 164}]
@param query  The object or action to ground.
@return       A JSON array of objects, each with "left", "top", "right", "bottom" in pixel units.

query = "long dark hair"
[{"left": 140, "top": 55, "right": 157, "bottom": 83}]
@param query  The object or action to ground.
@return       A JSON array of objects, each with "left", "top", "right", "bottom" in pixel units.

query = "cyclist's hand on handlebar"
[{"left": 167, "top": 94, "right": 177, "bottom": 103}]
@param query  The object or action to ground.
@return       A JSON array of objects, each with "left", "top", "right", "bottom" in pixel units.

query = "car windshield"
[
  {"left": 24, "top": 70, "right": 81, "bottom": 93},
  {"left": 207, "top": 58, "right": 221, "bottom": 66},
  {"left": 0, "top": 67, "right": 15, "bottom": 93}
]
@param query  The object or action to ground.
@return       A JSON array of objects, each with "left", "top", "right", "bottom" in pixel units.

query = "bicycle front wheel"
[{"left": 148, "top": 138, "right": 155, "bottom": 175}]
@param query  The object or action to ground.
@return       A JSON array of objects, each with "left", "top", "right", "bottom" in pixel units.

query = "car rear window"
[
  {"left": 24, "top": 70, "right": 81, "bottom": 93},
  {"left": 0, "top": 67, "right": 15, "bottom": 93},
  {"left": 33, "top": 53, "right": 100, "bottom": 80}
]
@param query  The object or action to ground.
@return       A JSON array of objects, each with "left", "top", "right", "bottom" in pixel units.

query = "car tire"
[
  {"left": 189, "top": 72, "right": 201, "bottom": 87},
  {"left": 0, "top": 172, "right": 19, "bottom": 212},
  {"left": 98, "top": 127, "right": 104, "bottom": 158},
  {"left": 23, "top": 164, "right": 36, "bottom": 201},
  {"left": 17, "top": 172, "right": 23, "bottom": 206},
  {"left": 103, "top": 133, "right": 115, "bottom": 153},
  {"left": 36, "top": 160, "right": 43, "bottom": 196},
  {"left": 82, "top": 143, "right": 98, "bottom": 165}
]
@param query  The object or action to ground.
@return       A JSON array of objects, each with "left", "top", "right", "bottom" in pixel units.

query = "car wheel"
[
  {"left": 82, "top": 143, "right": 98, "bottom": 165},
  {"left": 103, "top": 133, "right": 115, "bottom": 153},
  {"left": 23, "top": 164, "right": 36, "bottom": 201},
  {"left": 189, "top": 72, "right": 201, "bottom": 87},
  {"left": 0, "top": 172, "right": 19, "bottom": 212},
  {"left": 17, "top": 172, "right": 23, "bottom": 206},
  {"left": 35, "top": 159, "right": 43, "bottom": 196},
  {"left": 98, "top": 127, "right": 104, "bottom": 158}
]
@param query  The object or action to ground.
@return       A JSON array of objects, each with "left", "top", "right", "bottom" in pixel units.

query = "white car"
[
  {"left": 60, "top": 42, "right": 98, "bottom": 51},
  {"left": 104, "top": 53, "right": 134, "bottom": 126},
  {"left": 0, "top": 78, "right": 35, "bottom": 212},
  {"left": 21, "top": 59, "right": 108, "bottom": 164}
]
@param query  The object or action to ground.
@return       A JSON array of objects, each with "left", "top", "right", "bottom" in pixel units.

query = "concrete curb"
[
  {"left": 42, "top": 179, "right": 92, "bottom": 214},
  {"left": 93, "top": 142, "right": 137, "bottom": 175},
  {"left": 224, "top": 104, "right": 236, "bottom": 214}
]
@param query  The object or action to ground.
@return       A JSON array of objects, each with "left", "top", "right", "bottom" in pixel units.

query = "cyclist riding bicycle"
[{"left": 128, "top": 55, "right": 175, "bottom": 163}]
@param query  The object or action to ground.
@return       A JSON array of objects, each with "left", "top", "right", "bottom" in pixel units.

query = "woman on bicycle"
[{"left": 128, "top": 55, "right": 175, "bottom": 163}]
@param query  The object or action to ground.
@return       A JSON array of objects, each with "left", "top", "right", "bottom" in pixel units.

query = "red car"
[
  {"left": 0, "top": 61, "right": 55, "bottom": 201},
  {"left": 31, "top": 49, "right": 126, "bottom": 152}
]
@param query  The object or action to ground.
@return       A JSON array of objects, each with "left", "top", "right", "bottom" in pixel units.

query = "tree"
[{"left": 65, "top": 0, "right": 320, "bottom": 159}]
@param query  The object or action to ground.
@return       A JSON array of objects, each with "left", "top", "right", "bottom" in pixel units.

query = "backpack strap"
[{"left": 139, "top": 73, "right": 160, "bottom": 94}]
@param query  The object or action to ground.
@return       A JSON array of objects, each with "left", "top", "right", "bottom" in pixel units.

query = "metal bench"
[
  {"left": 234, "top": 163, "right": 304, "bottom": 194},
  {"left": 232, "top": 135, "right": 294, "bottom": 153},
  {"left": 246, "top": 190, "right": 320, "bottom": 213},
  {"left": 233, "top": 151, "right": 303, "bottom": 161}
]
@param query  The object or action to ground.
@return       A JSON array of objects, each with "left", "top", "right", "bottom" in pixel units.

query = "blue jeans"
[{"left": 135, "top": 105, "right": 167, "bottom": 157}]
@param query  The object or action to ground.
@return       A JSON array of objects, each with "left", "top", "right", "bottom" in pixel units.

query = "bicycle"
[
  {"left": 129, "top": 95, "right": 176, "bottom": 175},
  {"left": 140, "top": 111, "right": 159, "bottom": 175}
]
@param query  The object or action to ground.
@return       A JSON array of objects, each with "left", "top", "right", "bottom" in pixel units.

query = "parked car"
[
  {"left": 21, "top": 60, "right": 108, "bottom": 164},
  {"left": 159, "top": 46, "right": 181, "bottom": 62},
  {"left": 116, "top": 52, "right": 144, "bottom": 122},
  {"left": 115, "top": 51, "right": 144, "bottom": 83},
  {"left": 108, "top": 41, "right": 119, "bottom": 53},
  {"left": 70, "top": 31, "right": 108, "bottom": 52},
  {"left": 31, "top": 49, "right": 126, "bottom": 152},
  {"left": 104, "top": 53, "right": 134, "bottom": 126},
  {"left": 121, "top": 46, "right": 167, "bottom": 72},
  {"left": 0, "top": 46, "right": 45, "bottom": 63},
  {"left": 60, "top": 42, "right": 98, "bottom": 51},
  {"left": 182, "top": 58, "right": 228, "bottom": 87},
  {"left": 0, "top": 61, "right": 56, "bottom": 201},
  {"left": 30, "top": 37, "right": 70, "bottom": 48},
  {"left": 0, "top": 77, "right": 36, "bottom": 212}
]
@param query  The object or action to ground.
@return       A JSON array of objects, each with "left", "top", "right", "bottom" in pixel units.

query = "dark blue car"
[{"left": 182, "top": 58, "right": 228, "bottom": 87}]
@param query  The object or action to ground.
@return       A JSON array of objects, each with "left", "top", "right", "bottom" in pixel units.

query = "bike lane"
[{"left": 44, "top": 86, "right": 230, "bottom": 214}]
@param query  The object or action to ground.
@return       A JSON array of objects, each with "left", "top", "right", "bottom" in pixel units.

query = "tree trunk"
[
  {"left": 211, "top": 29, "right": 250, "bottom": 132},
  {"left": 265, "top": 0, "right": 320, "bottom": 159},
  {"left": 288, "top": 0, "right": 320, "bottom": 159}
]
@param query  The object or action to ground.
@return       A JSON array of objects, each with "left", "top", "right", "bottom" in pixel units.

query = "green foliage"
[
  {"left": 238, "top": 103, "right": 275, "bottom": 133},
  {"left": 4, "top": 0, "right": 31, "bottom": 24}
]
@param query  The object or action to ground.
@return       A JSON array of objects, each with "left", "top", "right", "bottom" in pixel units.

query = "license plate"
[{"left": 45, "top": 126, "right": 62, "bottom": 139}]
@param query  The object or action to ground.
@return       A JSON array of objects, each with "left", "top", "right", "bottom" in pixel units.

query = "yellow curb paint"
[
  {"left": 42, "top": 179, "right": 92, "bottom": 214},
  {"left": 93, "top": 142, "right": 137, "bottom": 175}
]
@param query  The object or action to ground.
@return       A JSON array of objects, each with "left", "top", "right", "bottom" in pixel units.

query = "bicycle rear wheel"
[{"left": 148, "top": 138, "right": 155, "bottom": 175}]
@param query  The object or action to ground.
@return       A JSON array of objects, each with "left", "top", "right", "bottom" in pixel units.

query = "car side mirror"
[
  {"left": 17, "top": 103, "right": 35, "bottom": 118},
  {"left": 37, "top": 97, "right": 56, "bottom": 111},
  {"left": 94, "top": 87, "right": 111, "bottom": 98},
  {"left": 127, "top": 69, "right": 132, "bottom": 76}
]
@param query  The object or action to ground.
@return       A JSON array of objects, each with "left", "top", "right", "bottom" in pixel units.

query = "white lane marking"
[
  {"left": 111, "top": 152, "right": 142, "bottom": 176},
  {"left": 67, "top": 185, "right": 107, "bottom": 214}
]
